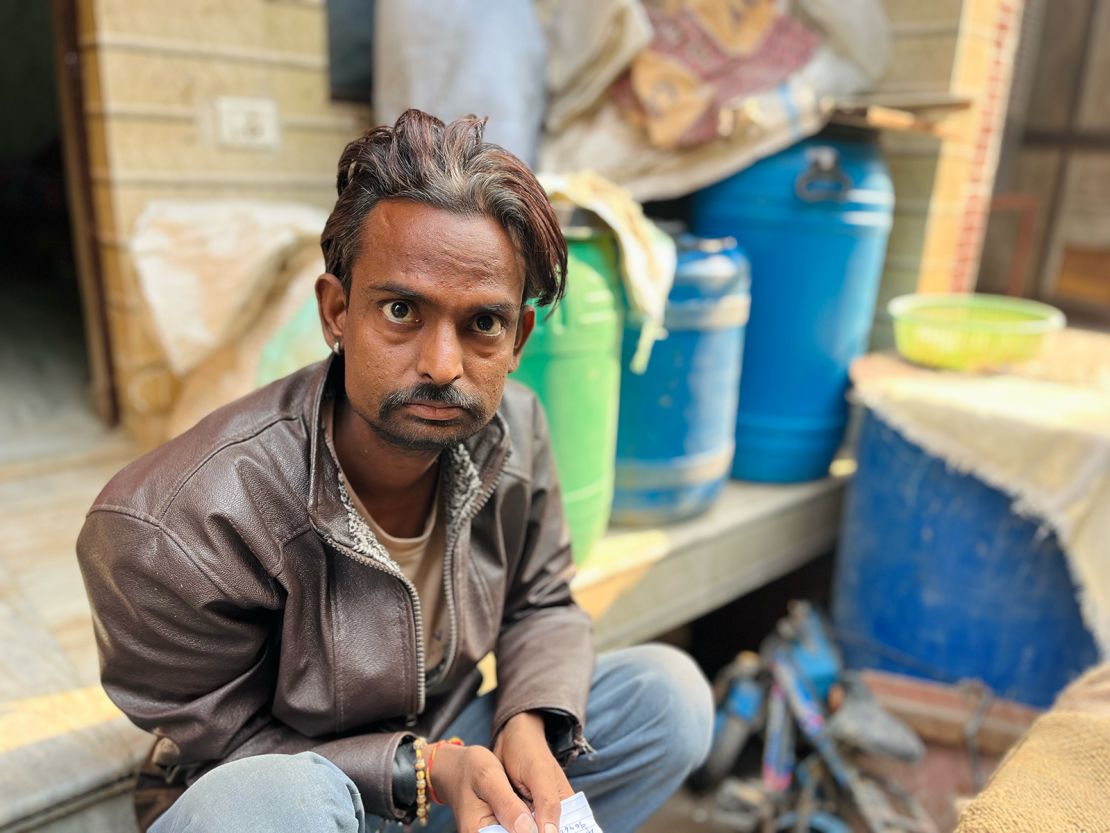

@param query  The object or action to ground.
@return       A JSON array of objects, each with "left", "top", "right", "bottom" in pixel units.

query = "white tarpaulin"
[{"left": 130, "top": 200, "right": 328, "bottom": 376}]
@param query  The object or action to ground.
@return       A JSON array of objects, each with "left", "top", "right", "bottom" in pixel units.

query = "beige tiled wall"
[{"left": 79, "top": 0, "right": 371, "bottom": 446}]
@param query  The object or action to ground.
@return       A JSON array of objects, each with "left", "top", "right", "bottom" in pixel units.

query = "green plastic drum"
[{"left": 512, "top": 235, "right": 621, "bottom": 563}]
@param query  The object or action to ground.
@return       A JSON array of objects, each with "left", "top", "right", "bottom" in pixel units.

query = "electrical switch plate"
[{"left": 214, "top": 97, "right": 281, "bottom": 150}]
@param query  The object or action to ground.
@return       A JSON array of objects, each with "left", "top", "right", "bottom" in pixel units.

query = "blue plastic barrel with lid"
[
  {"left": 611, "top": 235, "right": 750, "bottom": 525},
  {"left": 691, "top": 134, "right": 894, "bottom": 482}
]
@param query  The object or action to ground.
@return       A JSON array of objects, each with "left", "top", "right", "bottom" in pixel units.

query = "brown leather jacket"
[{"left": 76, "top": 357, "right": 595, "bottom": 829}]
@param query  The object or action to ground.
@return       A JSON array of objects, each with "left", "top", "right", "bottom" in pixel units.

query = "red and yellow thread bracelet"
[{"left": 426, "top": 736, "right": 465, "bottom": 806}]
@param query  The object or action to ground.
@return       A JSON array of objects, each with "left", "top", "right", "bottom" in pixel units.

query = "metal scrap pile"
[{"left": 688, "top": 601, "right": 936, "bottom": 833}]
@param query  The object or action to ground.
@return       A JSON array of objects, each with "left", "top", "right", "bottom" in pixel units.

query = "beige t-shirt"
[{"left": 325, "top": 400, "right": 448, "bottom": 671}]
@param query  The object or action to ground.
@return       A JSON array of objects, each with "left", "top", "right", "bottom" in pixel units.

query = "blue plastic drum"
[
  {"left": 612, "top": 236, "right": 750, "bottom": 525},
  {"left": 691, "top": 134, "right": 894, "bottom": 482},
  {"left": 833, "top": 410, "right": 1099, "bottom": 707}
]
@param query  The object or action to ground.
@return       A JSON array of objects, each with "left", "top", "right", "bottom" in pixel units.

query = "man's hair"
[{"left": 321, "top": 109, "right": 567, "bottom": 307}]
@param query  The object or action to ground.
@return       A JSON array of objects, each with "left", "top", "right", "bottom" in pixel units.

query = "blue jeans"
[{"left": 150, "top": 644, "right": 713, "bottom": 833}]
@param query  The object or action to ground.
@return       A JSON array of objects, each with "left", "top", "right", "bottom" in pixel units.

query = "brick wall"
[
  {"left": 872, "top": 0, "right": 1024, "bottom": 344},
  {"left": 949, "top": 0, "right": 1023, "bottom": 291}
]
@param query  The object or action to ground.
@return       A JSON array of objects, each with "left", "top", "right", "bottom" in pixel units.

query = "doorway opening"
[{"left": 0, "top": 1, "right": 116, "bottom": 468}]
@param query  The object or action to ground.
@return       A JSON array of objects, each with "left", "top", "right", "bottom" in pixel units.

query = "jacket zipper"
[
  {"left": 427, "top": 452, "right": 508, "bottom": 692},
  {"left": 319, "top": 530, "right": 428, "bottom": 717},
  {"left": 320, "top": 445, "right": 508, "bottom": 722}
]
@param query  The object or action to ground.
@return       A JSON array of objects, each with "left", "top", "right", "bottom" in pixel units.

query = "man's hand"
[
  {"left": 429, "top": 743, "right": 538, "bottom": 833},
  {"left": 493, "top": 712, "right": 575, "bottom": 833}
]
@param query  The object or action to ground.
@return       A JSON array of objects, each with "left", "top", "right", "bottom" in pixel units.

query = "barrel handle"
[{"left": 794, "top": 146, "right": 852, "bottom": 202}]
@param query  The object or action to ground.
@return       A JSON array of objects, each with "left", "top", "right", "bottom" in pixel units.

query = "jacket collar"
[{"left": 305, "top": 354, "right": 512, "bottom": 548}]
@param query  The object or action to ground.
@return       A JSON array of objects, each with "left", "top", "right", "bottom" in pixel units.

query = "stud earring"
[{"left": 332, "top": 339, "right": 343, "bottom": 355}]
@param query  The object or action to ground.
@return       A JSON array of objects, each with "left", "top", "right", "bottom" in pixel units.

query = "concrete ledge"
[
  {"left": 576, "top": 474, "right": 848, "bottom": 649},
  {"left": 0, "top": 551, "right": 148, "bottom": 833},
  {"left": 2, "top": 779, "right": 135, "bottom": 833}
]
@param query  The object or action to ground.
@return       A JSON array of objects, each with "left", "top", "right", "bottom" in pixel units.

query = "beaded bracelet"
[
  {"left": 426, "top": 736, "right": 465, "bottom": 806},
  {"left": 413, "top": 738, "right": 428, "bottom": 826}
]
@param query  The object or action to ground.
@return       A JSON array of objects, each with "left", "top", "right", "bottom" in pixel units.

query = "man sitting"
[{"left": 77, "top": 109, "right": 712, "bottom": 833}]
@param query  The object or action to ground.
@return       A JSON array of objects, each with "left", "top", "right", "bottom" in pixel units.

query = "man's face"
[{"left": 322, "top": 199, "right": 534, "bottom": 453}]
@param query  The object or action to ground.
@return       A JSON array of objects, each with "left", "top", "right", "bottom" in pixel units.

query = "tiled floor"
[{"left": 0, "top": 440, "right": 136, "bottom": 685}]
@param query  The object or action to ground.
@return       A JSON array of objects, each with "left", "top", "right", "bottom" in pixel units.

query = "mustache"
[{"left": 379, "top": 383, "right": 484, "bottom": 415}]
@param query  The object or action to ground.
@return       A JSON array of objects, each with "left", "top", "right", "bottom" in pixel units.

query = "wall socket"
[{"left": 214, "top": 96, "right": 281, "bottom": 151}]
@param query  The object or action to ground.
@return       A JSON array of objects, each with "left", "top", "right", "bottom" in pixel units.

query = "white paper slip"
[{"left": 477, "top": 791, "right": 603, "bottom": 833}]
